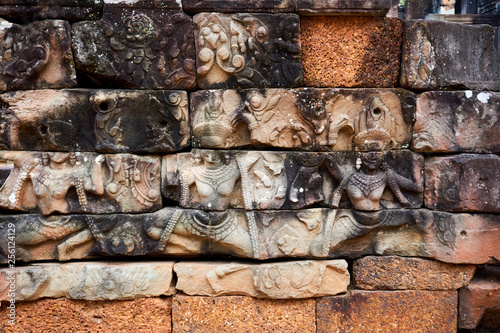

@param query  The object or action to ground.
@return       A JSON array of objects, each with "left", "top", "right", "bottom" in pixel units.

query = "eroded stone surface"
[
  {"left": 0, "top": 298, "right": 172, "bottom": 332},
  {"left": 317, "top": 290, "right": 457, "bottom": 332},
  {"left": 413, "top": 91, "right": 500, "bottom": 153},
  {"left": 353, "top": 256, "right": 476, "bottom": 290},
  {"left": 0, "top": 262, "right": 175, "bottom": 301},
  {"left": 301, "top": 16, "right": 402, "bottom": 88},
  {"left": 0, "top": 89, "right": 189, "bottom": 153},
  {"left": 191, "top": 88, "right": 415, "bottom": 150},
  {"left": 401, "top": 20, "right": 500, "bottom": 91},
  {"left": 0, "top": 19, "right": 76, "bottom": 91},
  {"left": 183, "top": 0, "right": 296, "bottom": 13},
  {"left": 173, "top": 295, "right": 316, "bottom": 332},
  {"left": 174, "top": 260, "right": 349, "bottom": 298},
  {"left": 297, "top": 0, "right": 392, "bottom": 16},
  {"left": 425, "top": 154, "right": 500, "bottom": 212},
  {"left": 72, "top": 1, "right": 195, "bottom": 89},
  {"left": 0, "top": 0, "right": 102, "bottom": 21},
  {"left": 194, "top": 13, "right": 302, "bottom": 89},
  {"left": 0, "top": 152, "right": 161, "bottom": 215},
  {"left": 459, "top": 266, "right": 500, "bottom": 330}
]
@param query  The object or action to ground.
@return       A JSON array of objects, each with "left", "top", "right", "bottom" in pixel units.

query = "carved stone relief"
[
  {"left": 0, "top": 152, "right": 161, "bottom": 215},
  {"left": 72, "top": 1, "right": 196, "bottom": 89},
  {"left": 0, "top": 0, "right": 103, "bottom": 22},
  {"left": 194, "top": 13, "right": 303, "bottom": 89},
  {"left": 0, "top": 19, "right": 76, "bottom": 91},
  {"left": 190, "top": 88, "right": 415, "bottom": 150}
]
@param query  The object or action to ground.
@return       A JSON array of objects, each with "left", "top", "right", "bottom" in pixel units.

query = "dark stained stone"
[
  {"left": 182, "top": 0, "right": 296, "bottom": 13},
  {"left": 297, "top": 0, "right": 392, "bottom": 16},
  {"left": 0, "top": 0, "right": 102, "bottom": 22}
]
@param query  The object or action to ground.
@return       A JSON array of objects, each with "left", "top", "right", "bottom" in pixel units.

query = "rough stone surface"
[
  {"left": 404, "top": 0, "right": 439, "bottom": 19},
  {"left": 0, "top": 297, "right": 172, "bottom": 332},
  {"left": 174, "top": 260, "right": 349, "bottom": 298},
  {"left": 0, "top": 152, "right": 161, "bottom": 215},
  {"left": 0, "top": 262, "right": 175, "bottom": 301},
  {"left": 183, "top": 0, "right": 296, "bottom": 13},
  {"left": 353, "top": 256, "right": 476, "bottom": 290},
  {"left": 0, "top": 0, "right": 103, "bottom": 21},
  {"left": 425, "top": 154, "right": 500, "bottom": 212},
  {"left": 190, "top": 88, "right": 415, "bottom": 151},
  {"left": 0, "top": 89, "right": 190, "bottom": 153},
  {"left": 413, "top": 91, "right": 500, "bottom": 153},
  {"left": 459, "top": 266, "right": 500, "bottom": 330},
  {"left": 301, "top": 16, "right": 402, "bottom": 88},
  {"left": 297, "top": 0, "right": 392, "bottom": 16},
  {"left": 194, "top": 13, "right": 303, "bottom": 89},
  {"left": 172, "top": 295, "right": 316, "bottom": 332},
  {"left": 317, "top": 290, "right": 458, "bottom": 332},
  {"left": 72, "top": 1, "right": 195, "bottom": 89},
  {"left": 401, "top": 20, "right": 500, "bottom": 91},
  {"left": 0, "top": 19, "right": 76, "bottom": 91}
]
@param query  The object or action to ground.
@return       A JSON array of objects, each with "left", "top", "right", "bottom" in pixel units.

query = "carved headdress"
[
  {"left": 193, "top": 94, "right": 233, "bottom": 147},
  {"left": 353, "top": 97, "right": 393, "bottom": 151}
]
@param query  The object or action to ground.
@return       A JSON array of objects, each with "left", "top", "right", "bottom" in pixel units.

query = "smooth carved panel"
[
  {"left": 0, "top": 89, "right": 189, "bottom": 153},
  {"left": 0, "top": 0, "right": 103, "bottom": 21},
  {"left": 2, "top": 208, "right": 497, "bottom": 264},
  {"left": 0, "top": 152, "right": 161, "bottom": 215},
  {"left": 72, "top": 2, "right": 196, "bottom": 89},
  {"left": 0, "top": 262, "right": 175, "bottom": 302},
  {"left": 174, "top": 260, "right": 349, "bottom": 299},
  {"left": 0, "top": 19, "right": 77, "bottom": 91},
  {"left": 191, "top": 88, "right": 415, "bottom": 150},
  {"left": 194, "top": 13, "right": 303, "bottom": 89},
  {"left": 162, "top": 150, "right": 423, "bottom": 211}
]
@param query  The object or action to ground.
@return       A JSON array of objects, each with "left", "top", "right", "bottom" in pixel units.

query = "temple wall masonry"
[{"left": 0, "top": 0, "right": 499, "bottom": 332}]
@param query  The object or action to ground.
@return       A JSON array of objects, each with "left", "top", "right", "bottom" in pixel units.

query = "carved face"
[
  {"left": 360, "top": 152, "right": 384, "bottom": 171},
  {"left": 201, "top": 151, "right": 223, "bottom": 166},
  {"left": 48, "top": 152, "right": 70, "bottom": 164}
]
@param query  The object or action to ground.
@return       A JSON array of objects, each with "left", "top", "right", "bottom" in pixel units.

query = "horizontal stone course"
[
  {"left": 183, "top": 0, "right": 296, "bottom": 13},
  {"left": 0, "top": 0, "right": 102, "bottom": 21},
  {"left": 296, "top": 0, "right": 392, "bottom": 16}
]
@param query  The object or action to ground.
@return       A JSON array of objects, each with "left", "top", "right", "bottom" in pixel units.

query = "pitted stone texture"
[
  {"left": 174, "top": 260, "right": 349, "bottom": 298},
  {"left": 194, "top": 13, "right": 302, "bottom": 89},
  {"left": 0, "top": 19, "right": 76, "bottom": 91},
  {"left": 0, "top": 262, "right": 175, "bottom": 301},
  {"left": 404, "top": 0, "right": 439, "bottom": 19},
  {"left": 425, "top": 154, "right": 500, "bottom": 212},
  {"left": 297, "top": 0, "right": 392, "bottom": 16},
  {"left": 301, "top": 16, "right": 402, "bottom": 88},
  {"left": 173, "top": 295, "right": 315, "bottom": 332},
  {"left": 317, "top": 290, "right": 457, "bottom": 332},
  {"left": 191, "top": 88, "right": 415, "bottom": 151},
  {"left": 0, "top": 297, "right": 172, "bottom": 332},
  {"left": 0, "top": 152, "right": 161, "bottom": 215},
  {"left": 459, "top": 266, "right": 500, "bottom": 330},
  {"left": 0, "top": 89, "right": 190, "bottom": 153},
  {"left": 413, "top": 91, "right": 500, "bottom": 153},
  {"left": 401, "top": 20, "right": 500, "bottom": 91},
  {"left": 183, "top": 0, "right": 296, "bottom": 13},
  {"left": 72, "top": 1, "right": 195, "bottom": 89},
  {"left": 0, "top": 0, "right": 102, "bottom": 21},
  {"left": 353, "top": 256, "right": 476, "bottom": 290}
]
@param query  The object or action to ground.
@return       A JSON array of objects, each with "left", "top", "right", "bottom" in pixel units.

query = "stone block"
[
  {"left": 297, "top": 0, "right": 392, "bottom": 16},
  {"left": 353, "top": 256, "right": 476, "bottom": 290},
  {"left": 174, "top": 260, "right": 349, "bottom": 298},
  {"left": 190, "top": 88, "right": 415, "bottom": 151},
  {"left": 183, "top": 0, "right": 296, "bottom": 13},
  {"left": 0, "top": 152, "right": 161, "bottom": 215},
  {"left": 404, "top": 0, "right": 439, "bottom": 19},
  {"left": 317, "top": 290, "right": 457, "bottom": 332},
  {"left": 425, "top": 154, "right": 500, "bottom": 212},
  {"left": 459, "top": 266, "right": 500, "bottom": 330},
  {"left": 0, "top": 262, "right": 175, "bottom": 301},
  {"left": 401, "top": 20, "right": 500, "bottom": 91},
  {"left": 194, "top": 13, "right": 302, "bottom": 89},
  {"left": 0, "top": 89, "right": 190, "bottom": 153},
  {"left": 0, "top": 19, "right": 76, "bottom": 91},
  {"left": 72, "top": 1, "right": 195, "bottom": 89},
  {"left": 0, "top": 298, "right": 172, "bottom": 332},
  {"left": 301, "top": 16, "right": 402, "bottom": 88},
  {"left": 162, "top": 150, "right": 423, "bottom": 211},
  {"left": 413, "top": 91, "right": 500, "bottom": 153},
  {"left": 172, "top": 295, "right": 316, "bottom": 332},
  {"left": 0, "top": 0, "right": 102, "bottom": 22}
]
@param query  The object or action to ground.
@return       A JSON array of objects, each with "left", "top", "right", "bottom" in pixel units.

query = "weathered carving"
[
  {"left": 194, "top": 13, "right": 302, "bottom": 89},
  {"left": 183, "top": 0, "right": 296, "bottom": 14},
  {"left": 72, "top": 2, "right": 196, "bottom": 89},
  {"left": 0, "top": 19, "right": 76, "bottom": 91},
  {"left": 0, "top": 152, "right": 161, "bottom": 215},
  {"left": 190, "top": 88, "right": 415, "bottom": 150},
  {"left": 0, "top": 0, "right": 103, "bottom": 22}
]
